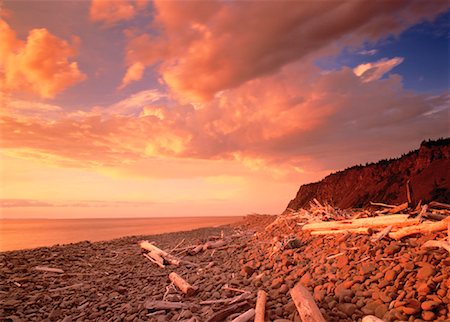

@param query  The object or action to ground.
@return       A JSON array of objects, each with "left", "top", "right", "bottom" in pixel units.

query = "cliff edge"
[{"left": 286, "top": 138, "right": 450, "bottom": 211}]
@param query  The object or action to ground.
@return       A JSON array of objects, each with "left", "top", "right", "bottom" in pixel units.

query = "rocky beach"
[{"left": 1, "top": 205, "right": 449, "bottom": 322}]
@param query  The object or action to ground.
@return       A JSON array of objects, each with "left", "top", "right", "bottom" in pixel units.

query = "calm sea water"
[{"left": 0, "top": 217, "right": 242, "bottom": 252}]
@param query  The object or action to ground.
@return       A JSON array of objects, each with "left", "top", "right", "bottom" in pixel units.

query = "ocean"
[{"left": 0, "top": 216, "right": 242, "bottom": 252}]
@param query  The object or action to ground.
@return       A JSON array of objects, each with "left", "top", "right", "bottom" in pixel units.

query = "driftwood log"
[
  {"left": 290, "top": 283, "right": 326, "bottom": 322},
  {"left": 310, "top": 228, "right": 370, "bottom": 235},
  {"left": 389, "top": 217, "right": 450, "bottom": 240},
  {"left": 33, "top": 266, "right": 64, "bottom": 274},
  {"left": 139, "top": 241, "right": 181, "bottom": 266},
  {"left": 303, "top": 214, "right": 417, "bottom": 232},
  {"left": 143, "top": 253, "right": 165, "bottom": 268},
  {"left": 362, "top": 316, "right": 385, "bottom": 322},
  {"left": 169, "top": 272, "right": 198, "bottom": 295},
  {"left": 205, "top": 302, "right": 249, "bottom": 322},
  {"left": 254, "top": 290, "right": 267, "bottom": 322},
  {"left": 230, "top": 308, "right": 255, "bottom": 322},
  {"left": 144, "top": 300, "right": 189, "bottom": 310}
]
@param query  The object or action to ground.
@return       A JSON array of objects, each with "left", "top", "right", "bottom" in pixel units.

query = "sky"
[{"left": 0, "top": 0, "right": 449, "bottom": 219}]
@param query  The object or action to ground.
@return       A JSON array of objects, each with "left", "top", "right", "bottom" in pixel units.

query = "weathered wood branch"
[
  {"left": 290, "top": 282, "right": 326, "bottom": 322},
  {"left": 388, "top": 202, "right": 408, "bottom": 214},
  {"left": 389, "top": 217, "right": 450, "bottom": 240},
  {"left": 370, "top": 202, "right": 396, "bottom": 208},
  {"left": 143, "top": 253, "right": 165, "bottom": 268},
  {"left": 370, "top": 225, "right": 393, "bottom": 242},
  {"left": 254, "top": 290, "right": 267, "bottom": 322},
  {"left": 33, "top": 266, "right": 64, "bottom": 274},
  {"left": 169, "top": 272, "right": 198, "bottom": 296},
  {"left": 144, "top": 300, "right": 189, "bottom": 310},
  {"left": 203, "top": 239, "right": 227, "bottom": 251}
]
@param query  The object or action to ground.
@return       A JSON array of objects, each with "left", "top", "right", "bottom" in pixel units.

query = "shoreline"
[{"left": 0, "top": 216, "right": 243, "bottom": 252}]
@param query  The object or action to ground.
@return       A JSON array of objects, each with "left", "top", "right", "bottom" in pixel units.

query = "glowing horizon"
[{"left": 1, "top": 1, "right": 449, "bottom": 218}]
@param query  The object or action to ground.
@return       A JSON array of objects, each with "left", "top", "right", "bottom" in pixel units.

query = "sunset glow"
[{"left": 1, "top": 1, "right": 449, "bottom": 218}]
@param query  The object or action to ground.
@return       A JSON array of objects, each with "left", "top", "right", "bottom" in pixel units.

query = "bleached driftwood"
[
  {"left": 302, "top": 214, "right": 417, "bottom": 232},
  {"left": 144, "top": 300, "right": 189, "bottom": 310},
  {"left": 310, "top": 228, "right": 370, "bottom": 235},
  {"left": 143, "top": 253, "right": 165, "bottom": 268},
  {"left": 254, "top": 290, "right": 267, "bottom": 322},
  {"left": 34, "top": 266, "right": 64, "bottom": 274},
  {"left": 290, "top": 283, "right": 326, "bottom": 322},
  {"left": 205, "top": 302, "right": 249, "bottom": 322},
  {"left": 203, "top": 239, "right": 227, "bottom": 251},
  {"left": 389, "top": 217, "right": 450, "bottom": 240},
  {"left": 362, "top": 316, "right": 385, "bottom": 322},
  {"left": 169, "top": 272, "right": 198, "bottom": 295},
  {"left": 230, "top": 308, "right": 255, "bottom": 322},
  {"left": 140, "top": 241, "right": 181, "bottom": 266}
]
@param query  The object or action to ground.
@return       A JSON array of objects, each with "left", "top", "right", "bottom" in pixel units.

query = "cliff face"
[{"left": 286, "top": 139, "right": 450, "bottom": 211}]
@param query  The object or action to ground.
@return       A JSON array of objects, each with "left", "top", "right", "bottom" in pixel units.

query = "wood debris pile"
[{"left": 265, "top": 197, "right": 450, "bottom": 254}]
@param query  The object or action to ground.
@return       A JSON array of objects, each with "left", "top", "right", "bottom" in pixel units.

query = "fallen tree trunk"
[
  {"left": 254, "top": 290, "right": 267, "bottom": 322},
  {"left": 169, "top": 272, "right": 198, "bottom": 295},
  {"left": 302, "top": 215, "right": 417, "bottom": 232},
  {"left": 231, "top": 308, "right": 255, "bottom": 322},
  {"left": 290, "top": 282, "right": 326, "bottom": 322},
  {"left": 389, "top": 217, "right": 450, "bottom": 240},
  {"left": 139, "top": 241, "right": 181, "bottom": 266}
]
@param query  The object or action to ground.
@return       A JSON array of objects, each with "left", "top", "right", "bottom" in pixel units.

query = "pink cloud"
[
  {"left": 90, "top": 0, "right": 148, "bottom": 25},
  {"left": 2, "top": 64, "right": 448, "bottom": 178},
  {"left": 0, "top": 19, "right": 85, "bottom": 98},
  {"left": 124, "top": 0, "right": 450, "bottom": 101}
]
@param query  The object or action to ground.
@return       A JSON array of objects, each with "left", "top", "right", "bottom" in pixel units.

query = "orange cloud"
[
  {"left": 2, "top": 64, "right": 448, "bottom": 178},
  {"left": 90, "top": 0, "right": 148, "bottom": 25},
  {"left": 0, "top": 19, "right": 85, "bottom": 98},
  {"left": 119, "top": 62, "right": 145, "bottom": 89},
  {"left": 124, "top": 1, "right": 450, "bottom": 102}
]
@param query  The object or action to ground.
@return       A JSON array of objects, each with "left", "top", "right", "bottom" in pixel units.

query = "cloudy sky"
[{"left": 1, "top": 0, "right": 449, "bottom": 218}]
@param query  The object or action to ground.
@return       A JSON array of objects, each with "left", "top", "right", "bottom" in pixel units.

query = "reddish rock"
[
  {"left": 337, "top": 303, "right": 356, "bottom": 317},
  {"left": 384, "top": 269, "right": 397, "bottom": 282},
  {"left": 336, "top": 255, "right": 349, "bottom": 269},
  {"left": 422, "top": 311, "right": 436, "bottom": 321},
  {"left": 417, "top": 265, "right": 436, "bottom": 280}
]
